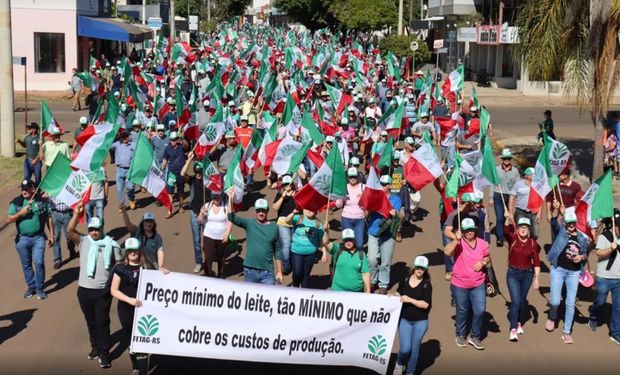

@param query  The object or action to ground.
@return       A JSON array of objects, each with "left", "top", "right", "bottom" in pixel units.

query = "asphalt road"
[{"left": 0, "top": 95, "right": 614, "bottom": 375}]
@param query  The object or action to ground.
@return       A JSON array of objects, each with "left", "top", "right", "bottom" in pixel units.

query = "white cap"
[
  {"left": 342, "top": 228, "right": 355, "bottom": 240},
  {"left": 169, "top": 131, "right": 180, "bottom": 139},
  {"left": 142, "top": 212, "right": 155, "bottom": 221},
  {"left": 420, "top": 112, "right": 429, "bottom": 118},
  {"left": 413, "top": 255, "right": 429, "bottom": 269},
  {"left": 254, "top": 199, "right": 269, "bottom": 210},
  {"left": 347, "top": 167, "right": 359, "bottom": 177},
  {"left": 51, "top": 127, "right": 62, "bottom": 135},
  {"left": 282, "top": 175, "right": 293, "bottom": 184},
  {"left": 379, "top": 175, "right": 392, "bottom": 185},
  {"left": 203, "top": 99, "right": 210, "bottom": 106},
  {"left": 120, "top": 103, "right": 128, "bottom": 111},
  {"left": 501, "top": 148, "right": 513, "bottom": 158},
  {"left": 132, "top": 119, "right": 141, "bottom": 126},
  {"left": 113, "top": 91, "right": 120, "bottom": 97},
  {"left": 166, "top": 97, "right": 174, "bottom": 104},
  {"left": 564, "top": 207, "right": 577, "bottom": 223},
  {"left": 247, "top": 90, "right": 255, "bottom": 97},
  {"left": 87, "top": 217, "right": 102, "bottom": 229},
  {"left": 393, "top": 150, "right": 401, "bottom": 159},
  {"left": 341, "top": 117, "right": 349, "bottom": 125},
  {"left": 325, "top": 135, "right": 335, "bottom": 143},
  {"left": 380, "top": 130, "right": 388, "bottom": 136},
  {"left": 228, "top": 100, "right": 235, "bottom": 107},
  {"left": 79, "top": 116, "right": 88, "bottom": 125},
  {"left": 461, "top": 218, "right": 476, "bottom": 230},
  {"left": 347, "top": 106, "right": 356, "bottom": 112},
  {"left": 156, "top": 124, "right": 165, "bottom": 131},
  {"left": 470, "top": 106, "right": 478, "bottom": 112},
  {"left": 405, "top": 136, "right": 415, "bottom": 145},
  {"left": 517, "top": 217, "right": 531, "bottom": 226},
  {"left": 350, "top": 157, "right": 360, "bottom": 166},
  {"left": 240, "top": 115, "right": 248, "bottom": 121},
  {"left": 124, "top": 237, "right": 140, "bottom": 250}
]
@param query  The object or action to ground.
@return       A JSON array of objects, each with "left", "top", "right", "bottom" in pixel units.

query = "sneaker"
[
  {"left": 87, "top": 348, "right": 99, "bottom": 360},
  {"left": 23, "top": 288, "right": 36, "bottom": 299},
  {"left": 36, "top": 290, "right": 47, "bottom": 300},
  {"left": 561, "top": 334, "right": 574, "bottom": 344},
  {"left": 445, "top": 272, "right": 452, "bottom": 281},
  {"left": 392, "top": 363, "right": 404, "bottom": 375},
  {"left": 468, "top": 337, "right": 484, "bottom": 350},
  {"left": 517, "top": 323, "right": 524, "bottom": 335},
  {"left": 282, "top": 265, "right": 293, "bottom": 276},
  {"left": 455, "top": 336, "right": 467, "bottom": 347},
  {"left": 193, "top": 263, "right": 203, "bottom": 273},
  {"left": 545, "top": 319, "right": 555, "bottom": 332},
  {"left": 611, "top": 335, "right": 620, "bottom": 345},
  {"left": 496, "top": 240, "right": 504, "bottom": 247},
  {"left": 588, "top": 319, "right": 597, "bottom": 332},
  {"left": 509, "top": 329, "right": 518, "bottom": 342},
  {"left": 98, "top": 352, "right": 112, "bottom": 368}
]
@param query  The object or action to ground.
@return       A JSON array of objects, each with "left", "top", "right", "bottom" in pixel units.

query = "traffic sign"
[
  {"left": 433, "top": 39, "right": 444, "bottom": 49},
  {"left": 437, "top": 47, "right": 448, "bottom": 54},
  {"left": 148, "top": 17, "right": 162, "bottom": 30},
  {"left": 410, "top": 41, "right": 419, "bottom": 51},
  {"left": 188, "top": 15, "right": 199, "bottom": 31}
]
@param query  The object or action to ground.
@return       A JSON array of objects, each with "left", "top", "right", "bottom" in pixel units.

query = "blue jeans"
[
  {"left": 15, "top": 234, "right": 46, "bottom": 291},
  {"left": 115, "top": 166, "right": 135, "bottom": 204},
  {"left": 341, "top": 217, "right": 366, "bottom": 250},
  {"left": 86, "top": 199, "right": 104, "bottom": 224},
  {"left": 24, "top": 158, "right": 42, "bottom": 186},
  {"left": 190, "top": 212, "right": 203, "bottom": 265},
  {"left": 441, "top": 222, "right": 453, "bottom": 272},
  {"left": 52, "top": 210, "right": 73, "bottom": 264},
  {"left": 493, "top": 193, "right": 510, "bottom": 241},
  {"left": 506, "top": 266, "right": 534, "bottom": 330},
  {"left": 451, "top": 283, "right": 486, "bottom": 338},
  {"left": 291, "top": 251, "right": 316, "bottom": 288},
  {"left": 243, "top": 267, "right": 275, "bottom": 285},
  {"left": 589, "top": 277, "right": 620, "bottom": 337},
  {"left": 397, "top": 319, "right": 429, "bottom": 374},
  {"left": 278, "top": 225, "right": 293, "bottom": 270},
  {"left": 548, "top": 266, "right": 580, "bottom": 333},
  {"left": 367, "top": 235, "right": 395, "bottom": 288}
]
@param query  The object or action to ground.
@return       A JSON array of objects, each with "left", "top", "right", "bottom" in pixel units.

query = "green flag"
[
  {"left": 446, "top": 154, "right": 464, "bottom": 198},
  {"left": 377, "top": 136, "right": 395, "bottom": 170}
]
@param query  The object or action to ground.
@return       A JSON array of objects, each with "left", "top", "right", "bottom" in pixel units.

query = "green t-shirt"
[
  {"left": 328, "top": 242, "right": 369, "bottom": 292},
  {"left": 229, "top": 213, "right": 282, "bottom": 271},
  {"left": 291, "top": 214, "right": 324, "bottom": 255},
  {"left": 8, "top": 196, "right": 49, "bottom": 235},
  {"left": 415, "top": 77, "right": 423, "bottom": 90},
  {"left": 23, "top": 134, "right": 40, "bottom": 159}
]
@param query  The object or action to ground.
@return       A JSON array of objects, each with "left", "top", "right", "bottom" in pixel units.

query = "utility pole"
[
  {"left": 170, "top": 0, "right": 175, "bottom": 41},
  {"left": 142, "top": 0, "right": 146, "bottom": 24},
  {"left": 420, "top": 0, "right": 424, "bottom": 19},
  {"left": 207, "top": 0, "right": 211, "bottom": 23},
  {"left": 0, "top": 0, "right": 15, "bottom": 157},
  {"left": 398, "top": 0, "right": 404, "bottom": 35}
]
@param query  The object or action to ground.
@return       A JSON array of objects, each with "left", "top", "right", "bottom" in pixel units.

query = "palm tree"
[{"left": 516, "top": 0, "right": 620, "bottom": 180}]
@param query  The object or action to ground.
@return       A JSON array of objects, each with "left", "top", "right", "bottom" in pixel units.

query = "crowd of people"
[{"left": 7, "top": 21, "right": 620, "bottom": 375}]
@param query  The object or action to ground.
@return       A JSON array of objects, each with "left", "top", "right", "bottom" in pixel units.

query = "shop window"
[{"left": 34, "top": 33, "right": 65, "bottom": 73}]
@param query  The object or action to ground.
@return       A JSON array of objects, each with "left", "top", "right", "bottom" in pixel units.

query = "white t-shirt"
[
  {"left": 595, "top": 234, "right": 620, "bottom": 279},
  {"left": 202, "top": 203, "right": 228, "bottom": 240}
]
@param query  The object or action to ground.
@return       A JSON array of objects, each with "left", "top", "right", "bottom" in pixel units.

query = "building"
[
  {"left": 244, "top": 0, "right": 288, "bottom": 26},
  {"left": 11, "top": 0, "right": 152, "bottom": 91}
]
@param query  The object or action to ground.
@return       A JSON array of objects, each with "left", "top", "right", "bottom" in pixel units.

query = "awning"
[{"left": 77, "top": 16, "right": 153, "bottom": 43}]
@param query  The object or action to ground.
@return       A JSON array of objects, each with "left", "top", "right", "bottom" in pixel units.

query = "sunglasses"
[
  {"left": 256, "top": 209, "right": 268, "bottom": 213},
  {"left": 88, "top": 227, "right": 101, "bottom": 232}
]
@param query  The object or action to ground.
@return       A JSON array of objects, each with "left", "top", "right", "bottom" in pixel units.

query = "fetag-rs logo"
[{"left": 133, "top": 315, "right": 161, "bottom": 344}]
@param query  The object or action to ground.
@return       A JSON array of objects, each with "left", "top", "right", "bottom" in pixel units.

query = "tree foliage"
[
  {"left": 330, "top": 0, "right": 397, "bottom": 31},
  {"left": 378, "top": 35, "right": 431, "bottom": 67},
  {"left": 274, "top": 0, "right": 338, "bottom": 31}
]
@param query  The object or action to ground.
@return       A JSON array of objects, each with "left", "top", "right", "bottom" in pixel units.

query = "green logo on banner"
[
  {"left": 137, "top": 315, "right": 159, "bottom": 337},
  {"left": 367, "top": 335, "right": 387, "bottom": 356}
]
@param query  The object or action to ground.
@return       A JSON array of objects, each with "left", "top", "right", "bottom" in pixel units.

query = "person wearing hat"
[
  {"left": 404, "top": 93, "right": 417, "bottom": 129},
  {"left": 110, "top": 131, "right": 136, "bottom": 211},
  {"left": 539, "top": 109, "right": 556, "bottom": 141},
  {"left": 364, "top": 97, "right": 382, "bottom": 120},
  {"left": 8, "top": 179, "right": 54, "bottom": 300},
  {"left": 393, "top": 256, "right": 432, "bottom": 375},
  {"left": 410, "top": 112, "right": 436, "bottom": 145},
  {"left": 492, "top": 148, "right": 520, "bottom": 247},
  {"left": 347, "top": 157, "right": 366, "bottom": 183},
  {"left": 69, "top": 67, "right": 83, "bottom": 111},
  {"left": 17, "top": 122, "right": 42, "bottom": 186},
  {"left": 182, "top": 152, "right": 210, "bottom": 273},
  {"left": 227, "top": 193, "right": 283, "bottom": 285},
  {"left": 241, "top": 90, "right": 258, "bottom": 125},
  {"left": 198, "top": 189, "right": 232, "bottom": 277},
  {"left": 444, "top": 217, "right": 491, "bottom": 350},
  {"left": 129, "top": 118, "right": 144, "bottom": 145},
  {"left": 162, "top": 131, "right": 188, "bottom": 217},
  {"left": 67, "top": 203, "right": 122, "bottom": 368},
  {"left": 335, "top": 167, "right": 367, "bottom": 250},
  {"left": 273, "top": 175, "right": 298, "bottom": 275},
  {"left": 444, "top": 193, "right": 485, "bottom": 247},
  {"left": 72, "top": 116, "right": 89, "bottom": 153},
  {"left": 323, "top": 135, "right": 336, "bottom": 154},
  {"left": 390, "top": 151, "right": 407, "bottom": 242},
  {"left": 210, "top": 131, "right": 238, "bottom": 178},
  {"left": 340, "top": 116, "right": 357, "bottom": 156},
  {"left": 509, "top": 167, "right": 540, "bottom": 239},
  {"left": 545, "top": 169, "right": 583, "bottom": 241},
  {"left": 235, "top": 115, "right": 254, "bottom": 148},
  {"left": 151, "top": 124, "right": 170, "bottom": 165},
  {"left": 41, "top": 126, "right": 70, "bottom": 170},
  {"left": 371, "top": 131, "right": 389, "bottom": 161},
  {"left": 284, "top": 207, "right": 326, "bottom": 288},
  {"left": 108, "top": 65, "right": 121, "bottom": 93},
  {"left": 85, "top": 166, "right": 108, "bottom": 225},
  {"left": 367, "top": 175, "right": 402, "bottom": 294},
  {"left": 121, "top": 208, "right": 165, "bottom": 270},
  {"left": 162, "top": 99, "right": 178, "bottom": 131},
  {"left": 545, "top": 206, "right": 590, "bottom": 343},
  {"left": 380, "top": 89, "right": 394, "bottom": 113},
  {"left": 589, "top": 210, "right": 620, "bottom": 344},
  {"left": 322, "top": 228, "right": 370, "bottom": 293},
  {"left": 504, "top": 216, "right": 541, "bottom": 342}
]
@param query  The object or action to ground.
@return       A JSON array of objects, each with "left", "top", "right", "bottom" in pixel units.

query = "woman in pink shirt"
[
  {"left": 444, "top": 217, "right": 491, "bottom": 351},
  {"left": 335, "top": 167, "right": 366, "bottom": 250}
]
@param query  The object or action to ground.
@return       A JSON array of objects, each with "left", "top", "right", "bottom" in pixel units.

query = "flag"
[
  {"left": 576, "top": 169, "right": 613, "bottom": 234},
  {"left": 442, "top": 65, "right": 464, "bottom": 94},
  {"left": 404, "top": 140, "right": 443, "bottom": 191},
  {"left": 547, "top": 137, "right": 571, "bottom": 176},
  {"left": 240, "top": 130, "right": 264, "bottom": 173},
  {"left": 194, "top": 107, "right": 226, "bottom": 160},
  {"left": 89, "top": 54, "right": 100, "bottom": 69},
  {"left": 359, "top": 165, "right": 393, "bottom": 218},
  {"left": 270, "top": 138, "right": 304, "bottom": 175},
  {"left": 302, "top": 109, "right": 325, "bottom": 145},
  {"left": 287, "top": 143, "right": 312, "bottom": 174},
  {"left": 72, "top": 100, "right": 120, "bottom": 172},
  {"left": 224, "top": 147, "right": 245, "bottom": 205},
  {"left": 475, "top": 138, "right": 500, "bottom": 191},
  {"left": 527, "top": 140, "right": 553, "bottom": 213},
  {"left": 294, "top": 145, "right": 347, "bottom": 212},
  {"left": 324, "top": 83, "right": 352, "bottom": 115},
  {"left": 127, "top": 133, "right": 172, "bottom": 211},
  {"left": 281, "top": 94, "right": 302, "bottom": 136},
  {"left": 376, "top": 136, "right": 395, "bottom": 170},
  {"left": 446, "top": 154, "right": 463, "bottom": 198},
  {"left": 201, "top": 158, "right": 222, "bottom": 193},
  {"left": 76, "top": 71, "right": 93, "bottom": 89},
  {"left": 470, "top": 87, "right": 480, "bottom": 109},
  {"left": 40, "top": 154, "right": 91, "bottom": 208},
  {"left": 40, "top": 99, "right": 64, "bottom": 136}
]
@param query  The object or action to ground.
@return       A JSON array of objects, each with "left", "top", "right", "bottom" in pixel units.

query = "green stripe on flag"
[
  {"left": 128, "top": 133, "right": 154, "bottom": 184},
  {"left": 591, "top": 169, "right": 613, "bottom": 220},
  {"left": 40, "top": 154, "right": 73, "bottom": 196}
]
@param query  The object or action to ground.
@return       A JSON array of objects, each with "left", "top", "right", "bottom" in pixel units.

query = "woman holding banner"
[{"left": 393, "top": 256, "right": 432, "bottom": 375}]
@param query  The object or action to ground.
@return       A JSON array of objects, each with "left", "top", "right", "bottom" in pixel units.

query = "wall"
[{"left": 11, "top": 6, "right": 77, "bottom": 91}]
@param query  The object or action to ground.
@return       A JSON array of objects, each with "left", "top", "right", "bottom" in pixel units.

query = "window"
[{"left": 34, "top": 33, "right": 65, "bottom": 73}]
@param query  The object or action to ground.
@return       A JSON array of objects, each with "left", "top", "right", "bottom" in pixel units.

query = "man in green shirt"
[
  {"left": 227, "top": 195, "right": 283, "bottom": 285},
  {"left": 7, "top": 180, "right": 54, "bottom": 300},
  {"left": 323, "top": 228, "right": 370, "bottom": 293},
  {"left": 17, "top": 122, "right": 42, "bottom": 186}
]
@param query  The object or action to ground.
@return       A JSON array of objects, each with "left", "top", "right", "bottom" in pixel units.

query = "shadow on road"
[
  {"left": 417, "top": 339, "right": 441, "bottom": 374},
  {"left": 0, "top": 309, "right": 36, "bottom": 345},
  {"left": 44, "top": 266, "right": 79, "bottom": 295}
]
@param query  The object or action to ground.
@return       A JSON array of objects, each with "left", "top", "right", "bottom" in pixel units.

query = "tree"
[
  {"left": 330, "top": 0, "right": 397, "bottom": 31},
  {"left": 212, "top": 0, "right": 253, "bottom": 20},
  {"left": 378, "top": 35, "right": 431, "bottom": 68},
  {"left": 274, "top": 0, "right": 338, "bottom": 30},
  {"left": 516, "top": 0, "right": 620, "bottom": 180}
]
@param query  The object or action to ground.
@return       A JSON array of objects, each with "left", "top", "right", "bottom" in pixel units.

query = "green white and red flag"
[
  {"left": 72, "top": 100, "right": 120, "bottom": 172},
  {"left": 576, "top": 169, "right": 613, "bottom": 235},
  {"left": 40, "top": 99, "right": 64, "bottom": 137},
  {"left": 127, "top": 133, "right": 172, "bottom": 211},
  {"left": 194, "top": 107, "right": 226, "bottom": 160},
  {"left": 269, "top": 138, "right": 304, "bottom": 176},
  {"left": 281, "top": 93, "right": 302, "bottom": 136},
  {"left": 527, "top": 136, "right": 554, "bottom": 213},
  {"left": 324, "top": 82, "right": 352, "bottom": 115},
  {"left": 201, "top": 158, "right": 222, "bottom": 193},
  {"left": 404, "top": 135, "right": 443, "bottom": 191},
  {"left": 40, "top": 153, "right": 91, "bottom": 208},
  {"left": 224, "top": 147, "right": 245, "bottom": 205},
  {"left": 240, "top": 129, "right": 264, "bottom": 174},
  {"left": 359, "top": 165, "right": 394, "bottom": 218}
]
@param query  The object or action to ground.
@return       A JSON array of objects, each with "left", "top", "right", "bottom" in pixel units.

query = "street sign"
[
  {"left": 433, "top": 39, "right": 444, "bottom": 49},
  {"left": 188, "top": 15, "right": 199, "bottom": 31},
  {"left": 448, "top": 30, "right": 456, "bottom": 41},
  {"left": 410, "top": 41, "right": 419, "bottom": 51},
  {"left": 148, "top": 17, "right": 163, "bottom": 30},
  {"left": 12, "top": 56, "right": 26, "bottom": 65},
  {"left": 437, "top": 47, "right": 448, "bottom": 54}
]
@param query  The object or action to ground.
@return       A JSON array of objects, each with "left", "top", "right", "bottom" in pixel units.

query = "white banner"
[{"left": 131, "top": 270, "right": 402, "bottom": 374}]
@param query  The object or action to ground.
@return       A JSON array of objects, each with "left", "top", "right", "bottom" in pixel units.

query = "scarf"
[{"left": 87, "top": 235, "right": 117, "bottom": 278}]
